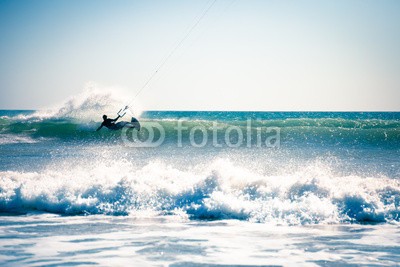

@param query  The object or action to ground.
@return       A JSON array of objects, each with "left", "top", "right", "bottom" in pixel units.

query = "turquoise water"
[{"left": 0, "top": 106, "right": 400, "bottom": 265}]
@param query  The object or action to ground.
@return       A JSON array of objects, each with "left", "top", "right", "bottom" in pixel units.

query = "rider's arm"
[
  {"left": 112, "top": 115, "right": 121, "bottom": 122},
  {"left": 96, "top": 123, "right": 104, "bottom": 131}
]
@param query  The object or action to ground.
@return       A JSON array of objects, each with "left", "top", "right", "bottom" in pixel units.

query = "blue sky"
[{"left": 1, "top": 0, "right": 399, "bottom": 110}]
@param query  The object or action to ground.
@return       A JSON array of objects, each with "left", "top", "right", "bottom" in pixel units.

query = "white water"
[
  {"left": 0, "top": 134, "right": 39, "bottom": 145},
  {"left": 1, "top": 156, "right": 399, "bottom": 225}
]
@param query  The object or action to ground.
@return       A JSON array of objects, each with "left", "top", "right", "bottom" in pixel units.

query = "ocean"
[{"left": 1, "top": 98, "right": 400, "bottom": 266}]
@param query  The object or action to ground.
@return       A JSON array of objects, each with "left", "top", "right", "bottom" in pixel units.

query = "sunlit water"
[
  {"left": 1, "top": 94, "right": 400, "bottom": 266},
  {"left": 2, "top": 214, "right": 400, "bottom": 266}
]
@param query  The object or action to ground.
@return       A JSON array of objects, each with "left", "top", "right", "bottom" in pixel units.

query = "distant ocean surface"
[{"left": 1, "top": 102, "right": 400, "bottom": 265}]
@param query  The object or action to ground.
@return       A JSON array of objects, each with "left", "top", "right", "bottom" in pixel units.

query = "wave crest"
[{"left": 1, "top": 159, "right": 399, "bottom": 225}]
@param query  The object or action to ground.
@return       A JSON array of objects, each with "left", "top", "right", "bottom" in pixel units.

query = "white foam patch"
[
  {"left": 0, "top": 134, "right": 38, "bottom": 145},
  {"left": 0, "top": 158, "right": 399, "bottom": 225}
]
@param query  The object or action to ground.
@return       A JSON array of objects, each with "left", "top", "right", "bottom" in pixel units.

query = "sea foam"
[{"left": 0, "top": 158, "right": 398, "bottom": 225}]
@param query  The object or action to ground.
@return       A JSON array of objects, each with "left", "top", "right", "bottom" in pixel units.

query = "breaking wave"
[
  {"left": 1, "top": 114, "right": 399, "bottom": 148},
  {"left": 0, "top": 158, "right": 399, "bottom": 225},
  {"left": 1, "top": 90, "right": 399, "bottom": 147}
]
